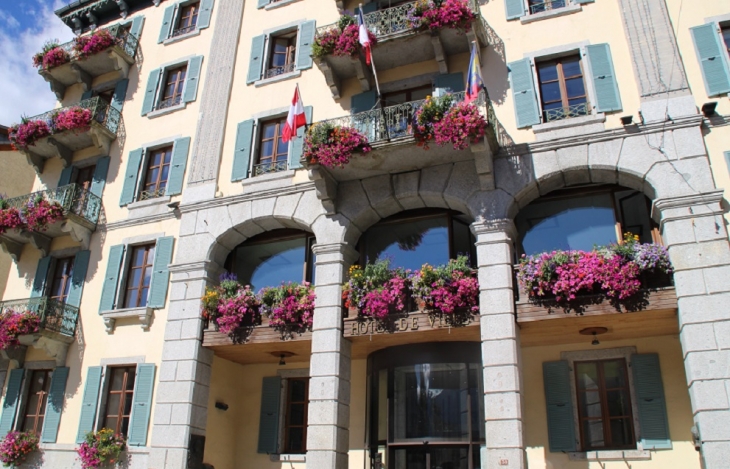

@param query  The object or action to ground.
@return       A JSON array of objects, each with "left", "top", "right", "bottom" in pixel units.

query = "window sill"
[
  {"left": 147, "top": 102, "right": 187, "bottom": 118},
  {"left": 264, "top": 0, "right": 302, "bottom": 9},
  {"left": 240, "top": 169, "right": 295, "bottom": 193},
  {"left": 520, "top": 4, "right": 582, "bottom": 24},
  {"left": 128, "top": 195, "right": 171, "bottom": 210},
  {"left": 163, "top": 28, "right": 202, "bottom": 45},
  {"left": 532, "top": 113, "right": 606, "bottom": 140},
  {"left": 100, "top": 307, "right": 153, "bottom": 333},
  {"left": 270, "top": 454, "right": 305, "bottom": 462},
  {"left": 569, "top": 450, "right": 651, "bottom": 461},
  {"left": 254, "top": 70, "right": 301, "bottom": 87}
]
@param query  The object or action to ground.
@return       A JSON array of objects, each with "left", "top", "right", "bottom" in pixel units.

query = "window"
[
  {"left": 21, "top": 370, "right": 52, "bottom": 434},
  {"left": 140, "top": 146, "right": 173, "bottom": 200},
  {"left": 515, "top": 186, "right": 658, "bottom": 256},
  {"left": 255, "top": 118, "right": 289, "bottom": 175},
  {"left": 575, "top": 359, "right": 635, "bottom": 450},
  {"left": 381, "top": 85, "right": 432, "bottom": 107},
  {"left": 157, "top": 66, "right": 187, "bottom": 110},
  {"left": 537, "top": 55, "right": 589, "bottom": 122},
  {"left": 123, "top": 244, "right": 156, "bottom": 309},
  {"left": 283, "top": 378, "right": 309, "bottom": 454},
  {"left": 528, "top": 0, "right": 566, "bottom": 14},
  {"left": 102, "top": 366, "right": 136, "bottom": 436},
  {"left": 173, "top": 2, "right": 199, "bottom": 37},
  {"left": 266, "top": 32, "right": 297, "bottom": 79},
  {"left": 48, "top": 257, "right": 75, "bottom": 303}
]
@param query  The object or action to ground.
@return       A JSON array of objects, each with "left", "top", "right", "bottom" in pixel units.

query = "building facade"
[{"left": 1, "top": 0, "right": 730, "bottom": 468}]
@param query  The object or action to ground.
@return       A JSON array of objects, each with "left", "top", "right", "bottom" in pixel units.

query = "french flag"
[
  {"left": 282, "top": 85, "right": 306, "bottom": 143},
  {"left": 357, "top": 9, "right": 372, "bottom": 65}
]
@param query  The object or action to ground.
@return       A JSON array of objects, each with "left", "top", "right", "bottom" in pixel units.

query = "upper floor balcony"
[
  {"left": 34, "top": 24, "right": 139, "bottom": 100},
  {"left": 314, "top": 0, "right": 490, "bottom": 98},
  {"left": 9, "top": 97, "right": 122, "bottom": 174},
  {"left": 0, "top": 185, "right": 102, "bottom": 262}
]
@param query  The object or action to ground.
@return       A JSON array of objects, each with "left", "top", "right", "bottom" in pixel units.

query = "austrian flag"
[{"left": 282, "top": 85, "right": 307, "bottom": 142}]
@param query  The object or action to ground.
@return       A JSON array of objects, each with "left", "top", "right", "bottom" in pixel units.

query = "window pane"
[
  {"left": 603, "top": 360, "right": 626, "bottom": 388},
  {"left": 126, "top": 368, "right": 136, "bottom": 390},
  {"left": 615, "top": 190, "right": 653, "bottom": 242},
  {"left": 723, "top": 28, "right": 730, "bottom": 50},
  {"left": 290, "top": 379, "right": 307, "bottom": 401},
  {"left": 107, "top": 394, "right": 121, "bottom": 416},
  {"left": 128, "top": 268, "right": 142, "bottom": 290},
  {"left": 364, "top": 216, "right": 449, "bottom": 270},
  {"left": 579, "top": 391, "right": 602, "bottom": 418},
  {"left": 263, "top": 123, "right": 277, "bottom": 139},
  {"left": 110, "top": 370, "right": 125, "bottom": 391},
  {"left": 233, "top": 236, "right": 306, "bottom": 290},
  {"left": 606, "top": 390, "right": 630, "bottom": 417},
  {"left": 289, "top": 403, "right": 305, "bottom": 426},
  {"left": 430, "top": 447, "right": 470, "bottom": 469},
  {"left": 561, "top": 58, "right": 582, "bottom": 78},
  {"left": 125, "top": 289, "right": 139, "bottom": 308},
  {"left": 286, "top": 427, "right": 304, "bottom": 452},
  {"left": 583, "top": 419, "right": 605, "bottom": 448},
  {"left": 393, "top": 448, "right": 426, "bottom": 469},
  {"left": 537, "top": 62, "right": 558, "bottom": 82},
  {"left": 260, "top": 140, "right": 274, "bottom": 159},
  {"left": 160, "top": 165, "right": 170, "bottom": 184},
  {"left": 121, "top": 417, "right": 130, "bottom": 436},
  {"left": 139, "top": 288, "right": 149, "bottom": 307},
  {"left": 133, "top": 248, "right": 147, "bottom": 266},
  {"left": 610, "top": 418, "right": 633, "bottom": 447},
  {"left": 105, "top": 416, "right": 118, "bottom": 433},
  {"left": 565, "top": 78, "right": 586, "bottom": 99},
  {"left": 539, "top": 82, "right": 562, "bottom": 103},
  {"left": 576, "top": 362, "right": 599, "bottom": 390},
  {"left": 124, "top": 393, "right": 134, "bottom": 415},
  {"left": 411, "top": 87, "right": 431, "bottom": 102},
  {"left": 163, "top": 149, "right": 173, "bottom": 164},
  {"left": 516, "top": 193, "right": 617, "bottom": 254}
]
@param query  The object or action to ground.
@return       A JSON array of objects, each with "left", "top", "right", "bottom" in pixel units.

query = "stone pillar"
[
  {"left": 657, "top": 192, "right": 730, "bottom": 469},
  {"left": 148, "top": 261, "right": 217, "bottom": 469},
  {"left": 306, "top": 243, "right": 358, "bottom": 469},
  {"left": 472, "top": 221, "right": 526, "bottom": 469}
]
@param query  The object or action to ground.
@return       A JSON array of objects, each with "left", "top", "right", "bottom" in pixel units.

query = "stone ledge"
[
  {"left": 163, "top": 28, "right": 202, "bottom": 45},
  {"left": 569, "top": 449, "right": 651, "bottom": 461},
  {"left": 270, "top": 453, "right": 306, "bottom": 462},
  {"left": 255, "top": 70, "right": 302, "bottom": 87},
  {"left": 265, "top": 0, "right": 302, "bottom": 9},
  {"left": 533, "top": 113, "right": 606, "bottom": 141},
  {"left": 101, "top": 307, "right": 154, "bottom": 333},
  {"left": 147, "top": 102, "right": 188, "bottom": 119},
  {"left": 520, "top": 4, "right": 582, "bottom": 24}
]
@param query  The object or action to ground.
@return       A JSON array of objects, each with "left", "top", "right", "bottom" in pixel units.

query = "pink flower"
[
  {"left": 54, "top": 107, "right": 93, "bottom": 133},
  {"left": 304, "top": 125, "right": 372, "bottom": 168},
  {"left": 8, "top": 120, "right": 51, "bottom": 149},
  {"left": 73, "top": 29, "right": 118, "bottom": 60}
]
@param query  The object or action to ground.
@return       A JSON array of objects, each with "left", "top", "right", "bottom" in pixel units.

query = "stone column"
[
  {"left": 472, "top": 220, "right": 526, "bottom": 469},
  {"left": 657, "top": 192, "right": 730, "bottom": 469},
  {"left": 148, "top": 261, "right": 217, "bottom": 469},
  {"left": 306, "top": 243, "right": 358, "bottom": 469}
]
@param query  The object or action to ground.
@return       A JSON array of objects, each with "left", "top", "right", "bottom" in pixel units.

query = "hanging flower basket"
[
  {"left": 0, "top": 198, "right": 25, "bottom": 235},
  {"left": 8, "top": 119, "right": 52, "bottom": 150},
  {"left": 414, "top": 96, "right": 487, "bottom": 150},
  {"left": 304, "top": 122, "right": 372, "bottom": 168},
  {"left": 54, "top": 106, "right": 93, "bottom": 133},
  {"left": 260, "top": 282, "right": 316, "bottom": 335},
  {"left": 77, "top": 429, "right": 126, "bottom": 469},
  {"left": 407, "top": 0, "right": 476, "bottom": 32},
  {"left": 312, "top": 15, "right": 377, "bottom": 59},
  {"left": 0, "top": 309, "right": 41, "bottom": 350},
  {"left": 411, "top": 255, "right": 479, "bottom": 314},
  {"left": 32, "top": 41, "right": 70, "bottom": 70},
  {"left": 73, "top": 29, "right": 117, "bottom": 60},
  {"left": 201, "top": 273, "right": 262, "bottom": 337},
  {"left": 343, "top": 259, "right": 409, "bottom": 321},
  {"left": 22, "top": 196, "right": 65, "bottom": 232},
  {"left": 0, "top": 430, "right": 40, "bottom": 468}
]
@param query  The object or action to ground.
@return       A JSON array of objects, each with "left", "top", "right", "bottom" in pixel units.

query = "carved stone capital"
[{"left": 471, "top": 219, "right": 517, "bottom": 242}]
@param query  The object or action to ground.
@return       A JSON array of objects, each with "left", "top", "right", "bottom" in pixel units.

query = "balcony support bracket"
[
  {"left": 48, "top": 138, "right": 73, "bottom": 168},
  {"left": 20, "top": 149, "right": 46, "bottom": 174},
  {"left": 21, "top": 231, "right": 51, "bottom": 257},
  {"left": 431, "top": 35, "right": 449, "bottom": 74},
  {"left": 39, "top": 71, "right": 67, "bottom": 101},
  {"left": 101, "top": 307, "right": 154, "bottom": 333},
  {"left": 89, "top": 125, "right": 114, "bottom": 156},
  {"left": 18, "top": 334, "right": 71, "bottom": 367},
  {"left": 315, "top": 58, "right": 342, "bottom": 99},
  {"left": 471, "top": 137, "right": 495, "bottom": 191},
  {"left": 61, "top": 219, "right": 93, "bottom": 249},
  {"left": 0, "top": 236, "right": 23, "bottom": 262},
  {"left": 352, "top": 56, "right": 372, "bottom": 92},
  {"left": 0, "top": 346, "right": 27, "bottom": 369},
  {"left": 71, "top": 63, "right": 92, "bottom": 92},
  {"left": 308, "top": 165, "right": 337, "bottom": 215},
  {"left": 108, "top": 49, "right": 132, "bottom": 79}
]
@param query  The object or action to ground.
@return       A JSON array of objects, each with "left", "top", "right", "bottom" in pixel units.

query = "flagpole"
[
  {"left": 360, "top": 3, "right": 387, "bottom": 141},
  {"left": 359, "top": 3, "right": 381, "bottom": 98}
]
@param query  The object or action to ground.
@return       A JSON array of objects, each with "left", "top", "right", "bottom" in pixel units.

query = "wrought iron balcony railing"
[
  {"left": 2, "top": 184, "right": 102, "bottom": 227},
  {"left": 155, "top": 95, "right": 183, "bottom": 111},
  {"left": 52, "top": 23, "right": 140, "bottom": 61},
  {"left": 543, "top": 101, "right": 591, "bottom": 123},
  {"left": 265, "top": 62, "right": 297, "bottom": 79},
  {"left": 0, "top": 297, "right": 79, "bottom": 338},
  {"left": 529, "top": 0, "right": 567, "bottom": 14},
  {"left": 24, "top": 96, "right": 123, "bottom": 137},
  {"left": 171, "top": 24, "right": 197, "bottom": 38},
  {"left": 253, "top": 160, "right": 288, "bottom": 176}
]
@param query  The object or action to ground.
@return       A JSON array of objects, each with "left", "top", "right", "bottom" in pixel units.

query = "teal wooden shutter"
[
  {"left": 58, "top": 166, "right": 74, "bottom": 187},
  {"left": 41, "top": 366, "right": 69, "bottom": 443},
  {"left": 166, "top": 137, "right": 191, "bottom": 196},
  {"left": 198, "top": 0, "right": 214, "bottom": 29},
  {"left": 99, "top": 245, "right": 125, "bottom": 312},
  {"left": 81, "top": 90, "right": 93, "bottom": 101},
  {"left": 141, "top": 68, "right": 161, "bottom": 116},
  {"left": 434, "top": 72, "right": 465, "bottom": 95},
  {"left": 576, "top": 0, "right": 594, "bottom": 3},
  {"left": 543, "top": 361, "right": 577, "bottom": 452},
  {"left": 0, "top": 369, "right": 24, "bottom": 436},
  {"left": 66, "top": 250, "right": 90, "bottom": 308},
  {"left": 508, "top": 58, "right": 541, "bottom": 128},
  {"left": 351, "top": 89, "right": 378, "bottom": 114},
  {"left": 296, "top": 20, "right": 316, "bottom": 70},
  {"left": 359, "top": 2, "right": 378, "bottom": 14},
  {"left": 158, "top": 5, "right": 175, "bottom": 43},
  {"left": 632, "top": 354, "right": 671, "bottom": 450},
  {"left": 586, "top": 43, "right": 622, "bottom": 113},
  {"left": 128, "top": 364, "right": 156, "bottom": 446},
  {"left": 257, "top": 376, "right": 281, "bottom": 453},
  {"left": 505, "top": 0, "right": 525, "bottom": 20},
  {"left": 147, "top": 237, "right": 174, "bottom": 308},
  {"left": 257, "top": 0, "right": 269, "bottom": 8},
  {"left": 130, "top": 15, "right": 145, "bottom": 41},
  {"left": 724, "top": 151, "right": 730, "bottom": 176},
  {"left": 31, "top": 256, "right": 52, "bottom": 298},
  {"left": 288, "top": 106, "right": 312, "bottom": 170},
  {"left": 247, "top": 35, "right": 266, "bottom": 84},
  {"left": 111, "top": 79, "right": 129, "bottom": 114},
  {"left": 232, "top": 120, "right": 255, "bottom": 181},
  {"left": 76, "top": 366, "right": 103, "bottom": 443},
  {"left": 690, "top": 24, "right": 730, "bottom": 97},
  {"left": 120, "top": 148, "right": 144, "bottom": 206},
  {"left": 90, "top": 156, "right": 110, "bottom": 198},
  {"left": 183, "top": 56, "right": 204, "bottom": 103}
]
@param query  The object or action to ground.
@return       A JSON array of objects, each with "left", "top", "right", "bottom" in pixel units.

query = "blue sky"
[{"left": 0, "top": 0, "right": 74, "bottom": 125}]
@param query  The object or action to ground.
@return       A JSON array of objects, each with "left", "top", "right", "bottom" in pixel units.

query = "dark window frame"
[
  {"left": 528, "top": 0, "right": 567, "bottom": 15},
  {"left": 102, "top": 366, "right": 136, "bottom": 437},
  {"left": 722, "top": 25, "right": 730, "bottom": 57},
  {"left": 48, "top": 257, "right": 75, "bottom": 304},
  {"left": 255, "top": 117, "right": 289, "bottom": 175},
  {"left": 123, "top": 244, "right": 156, "bottom": 309},
  {"left": 283, "top": 377, "right": 309, "bottom": 454},
  {"left": 381, "top": 84, "right": 433, "bottom": 107},
  {"left": 536, "top": 54, "right": 589, "bottom": 122},
  {"left": 265, "top": 32, "right": 297, "bottom": 79},
  {"left": 141, "top": 146, "right": 173, "bottom": 200},
  {"left": 21, "top": 369, "right": 52, "bottom": 435},
  {"left": 157, "top": 65, "right": 187, "bottom": 110},
  {"left": 174, "top": 1, "right": 200, "bottom": 36}
]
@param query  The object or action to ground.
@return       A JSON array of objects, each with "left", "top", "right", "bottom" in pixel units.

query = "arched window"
[
  {"left": 515, "top": 186, "right": 657, "bottom": 256},
  {"left": 359, "top": 210, "right": 476, "bottom": 270},
  {"left": 224, "top": 229, "right": 315, "bottom": 290}
]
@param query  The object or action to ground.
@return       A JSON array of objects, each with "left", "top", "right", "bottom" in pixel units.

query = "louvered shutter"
[
  {"left": 128, "top": 364, "right": 156, "bottom": 446},
  {"left": 231, "top": 120, "right": 255, "bottom": 181},
  {"left": 504, "top": 0, "right": 525, "bottom": 20},
  {"left": 166, "top": 137, "right": 191, "bottom": 196},
  {"left": 585, "top": 43, "right": 622, "bottom": 113},
  {"left": 543, "top": 361, "right": 577, "bottom": 452},
  {"left": 197, "top": 0, "right": 214, "bottom": 29},
  {"left": 351, "top": 89, "right": 378, "bottom": 114},
  {"left": 296, "top": 20, "right": 316, "bottom": 70},
  {"left": 147, "top": 237, "right": 174, "bottom": 308},
  {"left": 90, "top": 156, "right": 110, "bottom": 198},
  {"left": 434, "top": 72, "right": 465, "bottom": 95},
  {"left": 247, "top": 35, "right": 266, "bottom": 84},
  {"left": 99, "top": 245, "right": 125, "bottom": 312},
  {"left": 632, "top": 354, "right": 671, "bottom": 450},
  {"left": 508, "top": 58, "right": 541, "bottom": 128},
  {"left": 257, "top": 0, "right": 269, "bottom": 8},
  {"left": 141, "top": 68, "right": 161, "bottom": 116},
  {"left": 76, "top": 366, "right": 103, "bottom": 443},
  {"left": 288, "top": 106, "right": 312, "bottom": 170},
  {"left": 120, "top": 148, "right": 144, "bottom": 206},
  {"left": 359, "top": 2, "right": 378, "bottom": 14},
  {"left": 257, "top": 376, "right": 281, "bottom": 453},
  {"left": 58, "top": 166, "right": 74, "bottom": 187},
  {"left": 31, "top": 256, "right": 52, "bottom": 298},
  {"left": 158, "top": 5, "right": 175, "bottom": 43},
  {"left": 41, "top": 367, "right": 69, "bottom": 443},
  {"left": 690, "top": 24, "right": 730, "bottom": 97},
  {"left": 0, "top": 369, "right": 24, "bottom": 436},
  {"left": 576, "top": 0, "right": 594, "bottom": 3},
  {"left": 130, "top": 15, "right": 145, "bottom": 42},
  {"left": 183, "top": 56, "right": 204, "bottom": 103},
  {"left": 111, "top": 79, "right": 129, "bottom": 115},
  {"left": 81, "top": 90, "right": 93, "bottom": 101},
  {"left": 66, "top": 250, "right": 90, "bottom": 308}
]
